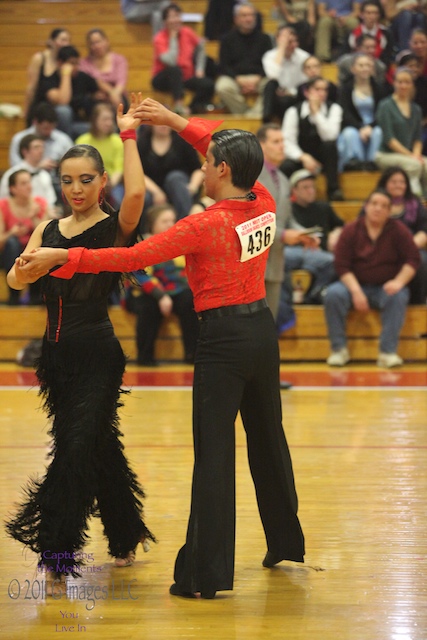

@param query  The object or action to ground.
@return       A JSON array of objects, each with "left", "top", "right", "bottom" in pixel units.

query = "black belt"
[{"left": 198, "top": 298, "right": 268, "bottom": 321}]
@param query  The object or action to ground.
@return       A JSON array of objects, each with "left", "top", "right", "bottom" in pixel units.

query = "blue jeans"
[
  {"left": 324, "top": 281, "right": 410, "bottom": 353},
  {"left": 338, "top": 126, "right": 383, "bottom": 172},
  {"left": 284, "top": 246, "right": 337, "bottom": 302}
]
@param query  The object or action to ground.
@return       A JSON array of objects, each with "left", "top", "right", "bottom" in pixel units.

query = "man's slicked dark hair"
[{"left": 211, "top": 129, "right": 264, "bottom": 190}]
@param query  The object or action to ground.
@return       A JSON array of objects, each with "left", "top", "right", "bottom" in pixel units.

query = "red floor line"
[{"left": 1, "top": 369, "right": 427, "bottom": 387}]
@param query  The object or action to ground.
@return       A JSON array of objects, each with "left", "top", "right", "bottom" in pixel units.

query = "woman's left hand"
[{"left": 116, "top": 91, "right": 144, "bottom": 131}]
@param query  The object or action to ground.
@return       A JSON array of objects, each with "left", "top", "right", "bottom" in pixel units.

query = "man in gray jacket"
[{"left": 256, "top": 123, "right": 316, "bottom": 388}]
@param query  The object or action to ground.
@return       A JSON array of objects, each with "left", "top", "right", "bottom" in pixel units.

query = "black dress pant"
[
  {"left": 280, "top": 140, "right": 339, "bottom": 196},
  {"left": 127, "top": 289, "right": 199, "bottom": 364},
  {"left": 152, "top": 66, "right": 215, "bottom": 112},
  {"left": 262, "top": 79, "right": 298, "bottom": 124},
  {"left": 173, "top": 305, "right": 305, "bottom": 594}
]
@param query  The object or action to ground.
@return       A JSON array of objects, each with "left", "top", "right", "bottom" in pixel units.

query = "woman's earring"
[{"left": 98, "top": 188, "right": 105, "bottom": 205}]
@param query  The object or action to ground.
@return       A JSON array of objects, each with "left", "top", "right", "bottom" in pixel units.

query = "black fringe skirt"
[{"left": 5, "top": 333, "right": 155, "bottom": 575}]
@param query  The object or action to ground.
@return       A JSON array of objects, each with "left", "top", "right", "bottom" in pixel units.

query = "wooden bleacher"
[
  {"left": 0, "top": 303, "right": 425, "bottom": 363},
  {"left": 0, "top": 0, "right": 425, "bottom": 364}
]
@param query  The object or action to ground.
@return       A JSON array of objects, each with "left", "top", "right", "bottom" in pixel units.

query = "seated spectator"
[
  {"left": 151, "top": 3, "right": 215, "bottom": 115},
  {"left": 375, "top": 67, "right": 427, "bottom": 196},
  {"left": 8, "top": 102, "right": 73, "bottom": 207},
  {"left": 394, "top": 51, "right": 427, "bottom": 152},
  {"left": 215, "top": 2, "right": 273, "bottom": 117},
  {"left": 204, "top": 0, "right": 263, "bottom": 41},
  {"left": 281, "top": 76, "right": 344, "bottom": 200},
  {"left": 315, "top": 0, "right": 361, "bottom": 62},
  {"left": 35, "top": 45, "right": 99, "bottom": 139},
  {"left": 384, "top": 1, "right": 427, "bottom": 51},
  {"left": 297, "top": 55, "right": 338, "bottom": 101},
  {"left": 375, "top": 166, "right": 427, "bottom": 303},
  {"left": 79, "top": 29, "right": 129, "bottom": 111},
  {"left": 348, "top": 1, "right": 394, "bottom": 66},
  {"left": 325, "top": 189, "right": 420, "bottom": 367},
  {"left": 283, "top": 168, "right": 344, "bottom": 303},
  {"left": 75, "top": 103, "right": 125, "bottom": 208},
  {"left": 274, "top": 0, "right": 316, "bottom": 53},
  {"left": 137, "top": 123, "right": 204, "bottom": 222},
  {"left": 25, "top": 27, "right": 71, "bottom": 124},
  {"left": 0, "top": 170, "right": 49, "bottom": 305},
  {"left": 337, "top": 53, "right": 384, "bottom": 171},
  {"left": 262, "top": 26, "right": 310, "bottom": 123},
  {"left": 124, "top": 204, "right": 199, "bottom": 365},
  {"left": 120, "top": 0, "right": 169, "bottom": 32},
  {"left": 337, "top": 33, "right": 388, "bottom": 84},
  {"left": 0, "top": 135, "right": 57, "bottom": 209},
  {"left": 409, "top": 27, "right": 427, "bottom": 77}
]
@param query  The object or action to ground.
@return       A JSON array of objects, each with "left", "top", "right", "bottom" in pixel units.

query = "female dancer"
[{"left": 5, "top": 93, "right": 155, "bottom": 590}]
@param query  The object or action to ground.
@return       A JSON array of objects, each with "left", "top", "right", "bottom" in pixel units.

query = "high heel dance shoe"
[{"left": 114, "top": 537, "right": 151, "bottom": 567}]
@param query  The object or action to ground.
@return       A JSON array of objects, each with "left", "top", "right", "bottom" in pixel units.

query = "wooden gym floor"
[{"left": 0, "top": 362, "right": 426, "bottom": 640}]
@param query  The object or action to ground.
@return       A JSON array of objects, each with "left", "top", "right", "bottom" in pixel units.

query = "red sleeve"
[
  {"left": 51, "top": 216, "right": 202, "bottom": 279},
  {"left": 179, "top": 118, "right": 224, "bottom": 156}
]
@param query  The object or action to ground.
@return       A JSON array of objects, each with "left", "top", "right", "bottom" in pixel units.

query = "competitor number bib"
[{"left": 235, "top": 212, "right": 276, "bottom": 262}]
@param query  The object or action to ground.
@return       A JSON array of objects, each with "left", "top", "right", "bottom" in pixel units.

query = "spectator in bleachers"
[
  {"left": 375, "top": 66, "right": 427, "bottom": 196},
  {"left": 120, "top": 0, "right": 169, "bottom": 32},
  {"left": 0, "top": 170, "right": 49, "bottom": 305},
  {"left": 25, "top": 28, "right": 71, "bottom": 124},
  {"left": 280, "top": 76, "right": 344, "bottom": 200},
  {"left": 337, "top": 33, "right": 388, "bottom": 83},
  {"left": 348, "top": 1, "right": 394, "bottom": 66},
  {"left": 315, "top": 0, "right": 361, "bottom": 62},
  {"left": 262, "top": 26, "right": 310, "bottom": 123},
  {"left": 409, "top": 27, "right": 427, "bottom": 77},
  {"left": 394, "top": 51, "right": 427, "bottom": 152},
  {"left": 151, "top": 3, "right": 215, "bottom": 115},
  {"left": 204, "top": 0, "right": 263, "bottom": 41},
  {"left": 297, "top": 55, "right": 338, "bottom": 101},
  {"left": 124, "top": 204, "right": 199, "bottom": 365},
  {"left": 34, "top": 45, "right": 99, "bottom": 140},
  {"left": 337, "top": 53, "right": 384, "bottom": 171},
  {"left": 0, "top": 135, "right": 57, "bottom": 209},
  {"left": 383, "top": 1, "right": 427, "bottom": 51},
  {"left": 80, "top": 29, "right": 129, "bottom": 111},
  {"left": 215, "top": 2, "right": 273, "bottom": 117},
  {"left": 8, "top": 102, "right": 73, "bottom": 207},
  {"left": 137, "top": 123, "right": 203, "bottom": 222},
  {"left": 75, "top": 103, "right": 124, "bottom": 209},
  {"left": 325, "top": 188, "right": 420, "bottom": 368},
  {"left": 375, "top": 166, "right": 427, "bottom": 303},
  {"left": 274, "top": 0, "right": 317, "bottom": 53},
  {"left": 283, "top": 168, "right": 344, "bottom": 303}
]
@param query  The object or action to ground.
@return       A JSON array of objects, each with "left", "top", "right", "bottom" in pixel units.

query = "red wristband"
[{"left": 119, "top": 129, "right": 137, "bottom": 142}]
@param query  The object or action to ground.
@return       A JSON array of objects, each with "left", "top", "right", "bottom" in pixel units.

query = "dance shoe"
[
  {"left": 114, "top": 537, "right": 150, "bottom": 567},
  {"left": 169, "top": 583, "right": 216, "bottom": 599}
]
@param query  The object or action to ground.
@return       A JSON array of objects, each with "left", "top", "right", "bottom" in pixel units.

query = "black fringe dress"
[{"left": 5, "top": 215, "right": 155, "bottom": 574}]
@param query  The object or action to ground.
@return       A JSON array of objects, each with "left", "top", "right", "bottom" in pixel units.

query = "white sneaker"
[
  {"left": 377, "top": 353, "right": 403, "bottom": 368},
  {"left": 326, "top": 347, "right": 350, "bottom": 366}
]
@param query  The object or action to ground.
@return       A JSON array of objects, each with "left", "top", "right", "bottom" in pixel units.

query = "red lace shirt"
[{"left": 52, "top": 118, "right": 277, "bottom": 312}]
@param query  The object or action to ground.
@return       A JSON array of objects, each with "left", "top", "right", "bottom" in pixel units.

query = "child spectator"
[{"left": 124, "top": 204, "right": 199, "bottom": 365}]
